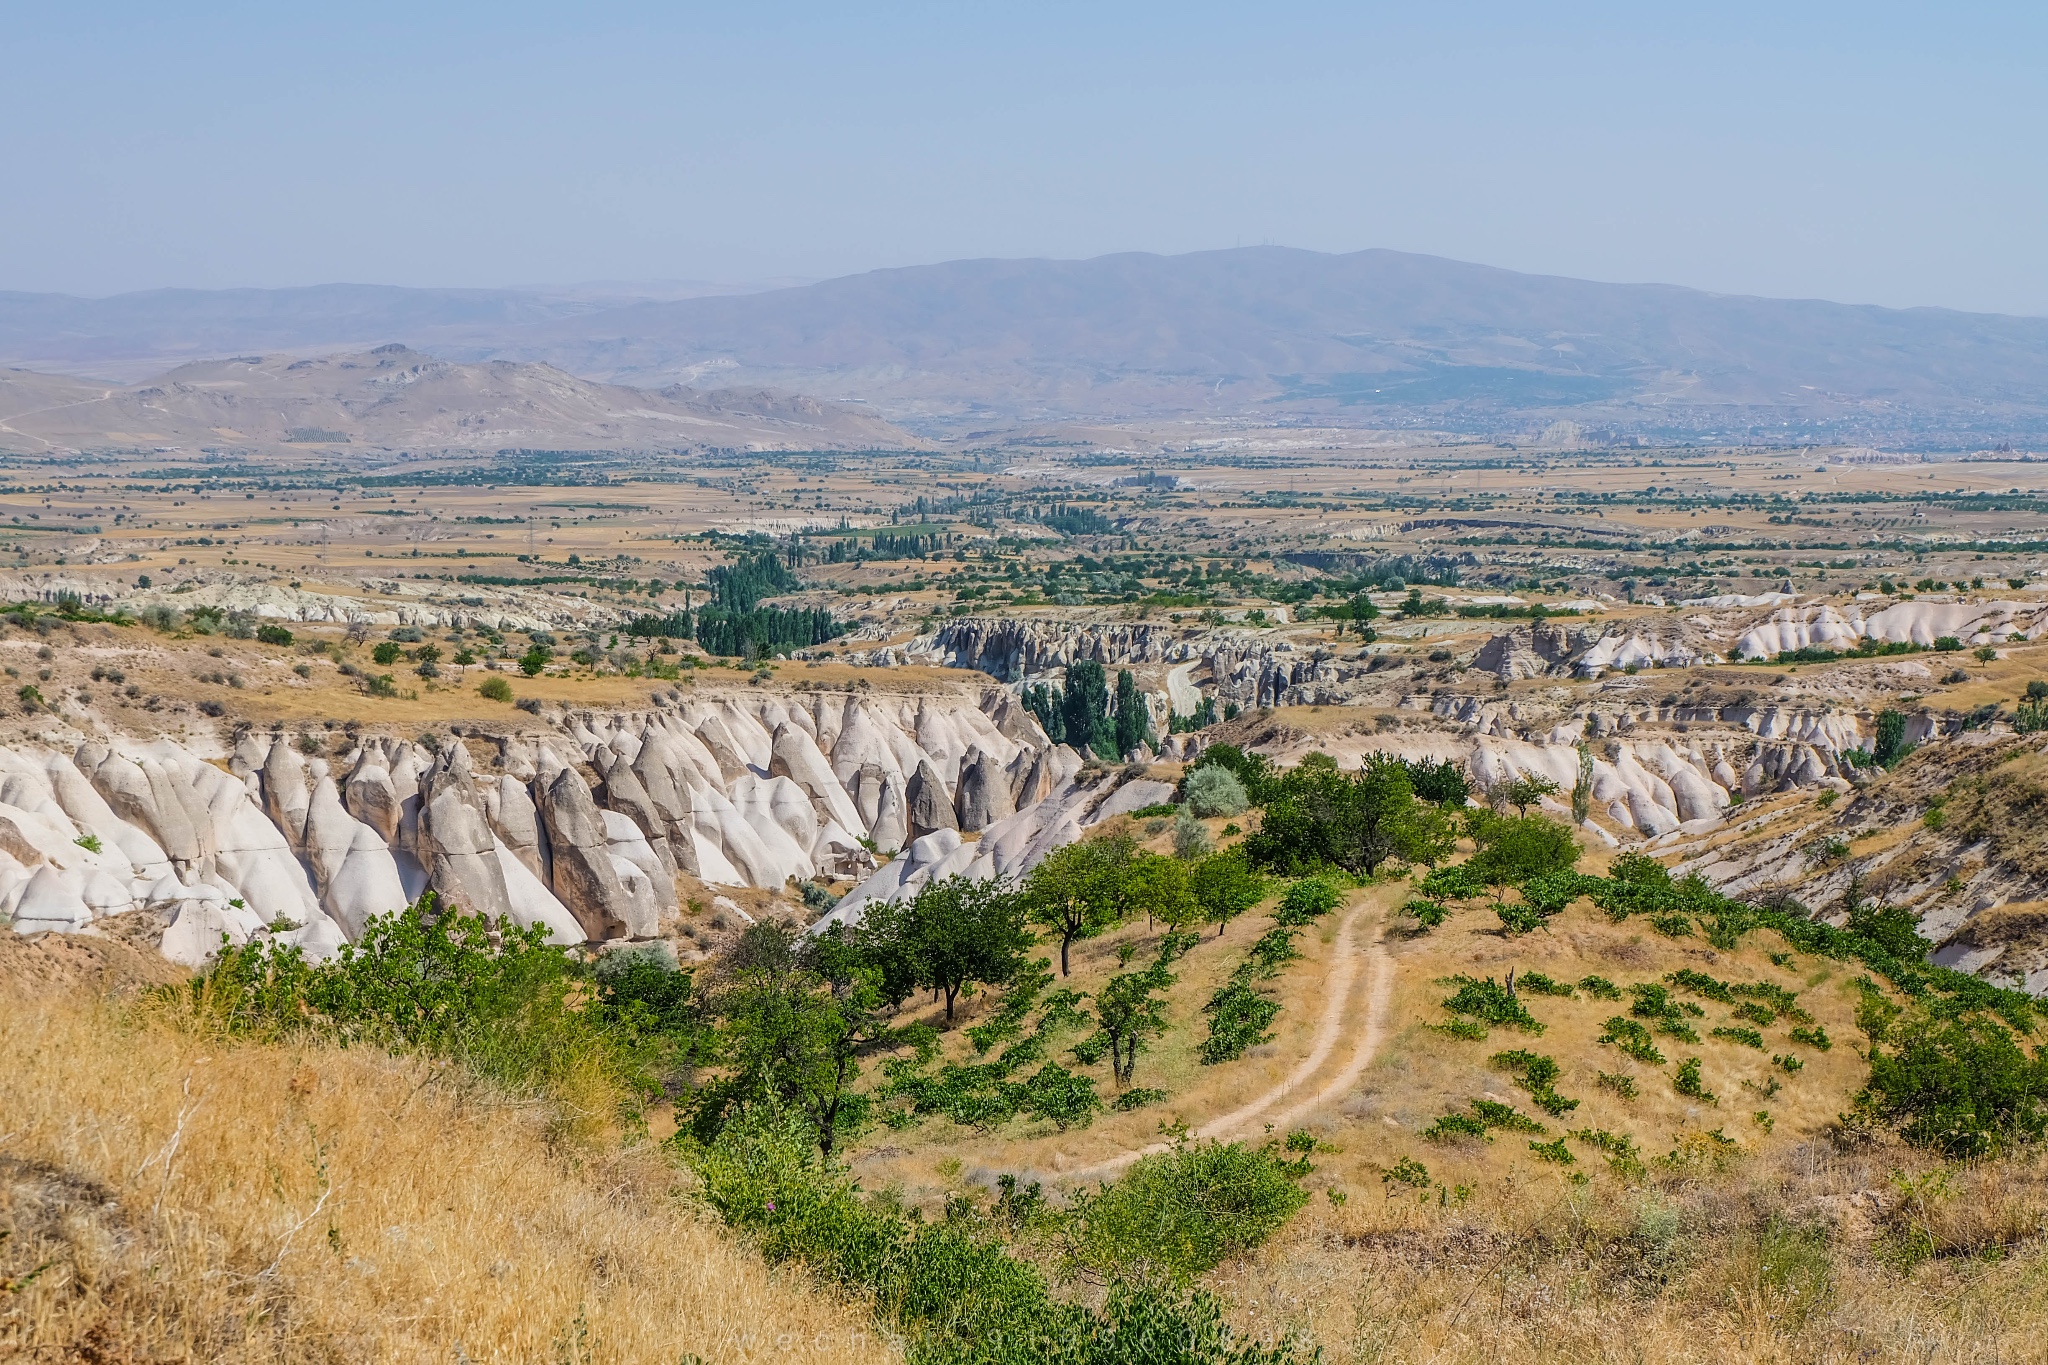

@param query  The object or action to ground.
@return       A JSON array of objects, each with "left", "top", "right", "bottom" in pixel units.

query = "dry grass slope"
[{"left": 0, "top": 992, "right": 894, "bottom": 1365}]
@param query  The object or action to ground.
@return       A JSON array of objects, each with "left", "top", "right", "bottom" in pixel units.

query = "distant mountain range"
[
  {"left": 7, "top": 248, "right": 2048, "bottom": 445},
  {"left": 0, "top": 346, "right": 915, "bottom": 457}
]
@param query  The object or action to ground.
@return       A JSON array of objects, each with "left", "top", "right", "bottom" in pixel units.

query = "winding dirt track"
[{"left": 1064, "top": 897, "right": 1394, "bottom": 1182}]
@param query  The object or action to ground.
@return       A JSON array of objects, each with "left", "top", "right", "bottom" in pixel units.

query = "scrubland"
[{"left": 1, "top": 987, "right": 890, "bottom": 1365}]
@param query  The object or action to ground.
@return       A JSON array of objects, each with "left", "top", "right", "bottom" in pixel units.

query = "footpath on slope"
[{"left": 1063, "top": 889, "right": 1394, "bottom": 1183}]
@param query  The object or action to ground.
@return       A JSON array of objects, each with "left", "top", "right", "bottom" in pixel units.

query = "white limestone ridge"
[
  {"left": 1734, "top": 600, "right": 2039, "bottom": 658},
  {"left": 0, "top": 686, "right": 1067, "bottom": 968}
]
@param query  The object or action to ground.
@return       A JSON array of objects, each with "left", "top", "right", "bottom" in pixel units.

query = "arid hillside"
[{"left": 0, "top": 345, "right": 918, "bottom": 457}]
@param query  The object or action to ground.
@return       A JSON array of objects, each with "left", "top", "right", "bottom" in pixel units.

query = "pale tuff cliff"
[{"left": 1, "top": 686, "right": 1073, "bottom": 967}]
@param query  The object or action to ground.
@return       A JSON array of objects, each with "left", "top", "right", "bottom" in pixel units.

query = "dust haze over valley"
[{"left": 15, "top": 8, "right": 2048, "bottom": 1364}]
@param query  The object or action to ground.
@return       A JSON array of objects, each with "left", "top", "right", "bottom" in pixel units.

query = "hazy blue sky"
[{"left": 6, "top": 2, "right": 2046, "bottom": 313}]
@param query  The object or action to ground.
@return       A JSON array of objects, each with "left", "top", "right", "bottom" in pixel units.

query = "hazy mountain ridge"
[
  {"left": 0, "top": 345, "right": 917, "bottom": 456},
  {"left": 7, "top": 248, "right": 2048, "bottom": 442}
]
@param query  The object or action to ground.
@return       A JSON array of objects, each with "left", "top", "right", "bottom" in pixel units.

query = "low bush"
[
  {"left": 1425, "top": 1098, "right": 1545, "bottom": 1142},
  {"left": 1199, "top": 981, "right": 1282, "bottom": 1064},
  {"left": 1675, "top": 1056, "right": 1716, "bottom": 1103},
  {"left": 1711, "top": 1026, "right": 1766, "bottom": 1050},
  {"left": 1421, "top": 863, "right": 1488, "bottom": 902},
  {"left": 1066, "top": 1139, "right": 1311, "bottom": 1285},
  {"left": 478, "top": 674, "right": 514, "bottom": 702},
  {"left": 1440, "top": 975, "right": 1545, "bottom": 1033},
  {"left": 1181, "top": 763, "right": 1250, "bottom": 818},
  {"left": 1857, "top": 1014, "right": 2048, "bottom": 1156},
  {"left": 1274, "top": 876, "right": 1341, "bottom": 924},
  {"left": 1598, "top": 1017, "right": 1667, "bottom": 1065},
  {"left": 1403, "top": 896, "right": 1448, "bottom": 928}
]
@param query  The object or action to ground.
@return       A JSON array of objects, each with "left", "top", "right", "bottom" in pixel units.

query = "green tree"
[
  {"left": 1466, "top": 811, "right": 1580, "bottom": 885},
  {"left": 1090, "top": 967, "right": 1174, "bottom": 1086},
  {"left": 1495, "top": 773, "right": 1561, "bottom": 817},
  {"left": 1023, "top": 833, "right": 1138, "bottom": 975},
  {"left": 1062, "top": 660, "right": 1118, "bottom": 759},
  {"left": 1871, "top": 708, "right": 1913, "bottom": 767},
  {"left": 1403, "top": 756, "right": 1470, "bottom": 807},
  {"left": 838, "top": 896, "right": 923, "bottom": 1011},
  {"left": 1570, "top": 745, "right": 1595, "bottom": 824},
  {"left": 1022, "top": 682, "right": 1065, "bottom": 743},
  {"left": 694, "top": 923, "right": 930, "bottom": 1155},
  {"left": 1184, "top": 743, "right": 1272, "bottom": 804},
  {"left": 1113, "top": 668, "right": 1153, "bottom": 758},
  {"left": 1246, "top": 751, "right": 1442, "bottom": 876},
  {"left": 1182, "top": 764, "right": 1249, "bottom": 818},
  {"left": 1860, "top": 1012, "right": 2048, "bottom": 1156},
  {"left": 904, "top": 875, "right": 1031, "bottom": 1022},
  {"left": 1172, "top": 805, "right": 1214, "bottom": 860},
  {"left": 1190, "top": 847, "right": 1266, "bottom": 937},
  {"left": 1125, "top": 850, "right": 1200, "bottom": 929}
]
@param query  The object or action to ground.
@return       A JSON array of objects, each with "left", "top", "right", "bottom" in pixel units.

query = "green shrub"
[
  {"left": 1244, "top": 926, "right": 1302, "bottom": 973},
  {"left": 1181, "top": 764, "right": 1250, "bottom": 818},
  {"left": 1675, "top": 1056, "right": 1716, "bottom": 1103},
  {"left": 170, "top": 895, "right": 653, "bottom": 1109},
  {"left": 1528, "top": 1138, "right": 1574, "bottom": 1164},
  {"left": 1495, "top": 901, "right": 1545, "bottom": 935},
  {"left": 1711, "top": 1026, "right": 1766, "bottom": 1050},
  {"left": 1466, "top": 811, "right": 1579, "bottom": 885},
  {"left": 1403, "top": 897, "right": 1448, "bottom": 928},
  {"left": 1274, "top": 876, "right": 1341, "bottom": 924},
  {"left": 693, "top": 1104, "right": 1090, "bottom": 1359},
  {"left": 1569, "top": 1127, "right": 1645, "bottom": 1176},
  {"left": 1629, "top": 983, "right": 1703, "bottom": 1042},
  {"left": 478, "top": 675, "right": 514, "bottom": 702},
  {"left": 1421, "top": 863, "right": 1488, "bottom": 901},
  {"left": 1517, "top": 971, "right": 1576, "bottom": 997},
  {"left": 255, "top": 623, "right": 294, "bottom": 646},
  {"left": 1068, "top": 1139, "right": 1310, "bottom": 1284},
  {"left": 1520, "top": 869, "right": 1600, "bottom": 914},
  {"left": 1858, "top": 1014, "right": 2048, "bottom": 1156},
  {"left": 1790, "top": 1024, "right": 1833, "bottom": 1051},
  {"left": 1199, "top": 981, "right": 1281, "bottom": 1064},
  {"left": 371, "top": 640, "right": 403, "bottom": 665},
  {"left": 1440, "top": 975, "right": 1545, "bottom": 1033},
  {"left": 1491, "top": 1048, "right": 1579, "bottom": 1116},
  {"left": 1598, "top": 1017, "right": 1666, "bottom": 1065},
  {"left": 1469, "top": 1098, "right": 1544, "bottom": 1132},
  {"left": 1596, "top": 1071, "right": 1640, "bottom": 1099},
  {"left": 1422, "top": 1112, "right": 1490, "bottom": 1141},
  {"left": 1577, "top": 975, "right": 1623, "bottom": 1000}
]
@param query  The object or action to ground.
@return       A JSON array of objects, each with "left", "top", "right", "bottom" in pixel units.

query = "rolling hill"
[
  {"left": 0, "top": 345, "right": 917, "bottom": 456},
  {"left": 7, "top": 249, "right": 2048, "bottom": 442}
]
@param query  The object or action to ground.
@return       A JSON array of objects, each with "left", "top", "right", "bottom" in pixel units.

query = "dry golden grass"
[
  {"left": 1210, "top": 1139, "right": 2048, "bottom": 1364},
  {"left": 0, "top": 993, "right": 896, "bottom": 1365}
]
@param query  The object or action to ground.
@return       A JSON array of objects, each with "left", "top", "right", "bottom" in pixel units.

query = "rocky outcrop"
[
  {"left": 905, "top": 759, "right": 958, "bottom": 842},
  {"left": 1471, "top": 622, "right": 1593, "bottom": 681},
  {"left": 416, "top": 744, "right": 516, "bottom": 925},
  {"left": 953, "top": 747, "right": 1015, "bottom": 832},
  {"left": 1736, "top": 600, "right": 2040, "bottom": 659},
  {"left": 536, "top": 766, "right": 642, "bottom": 941}
]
